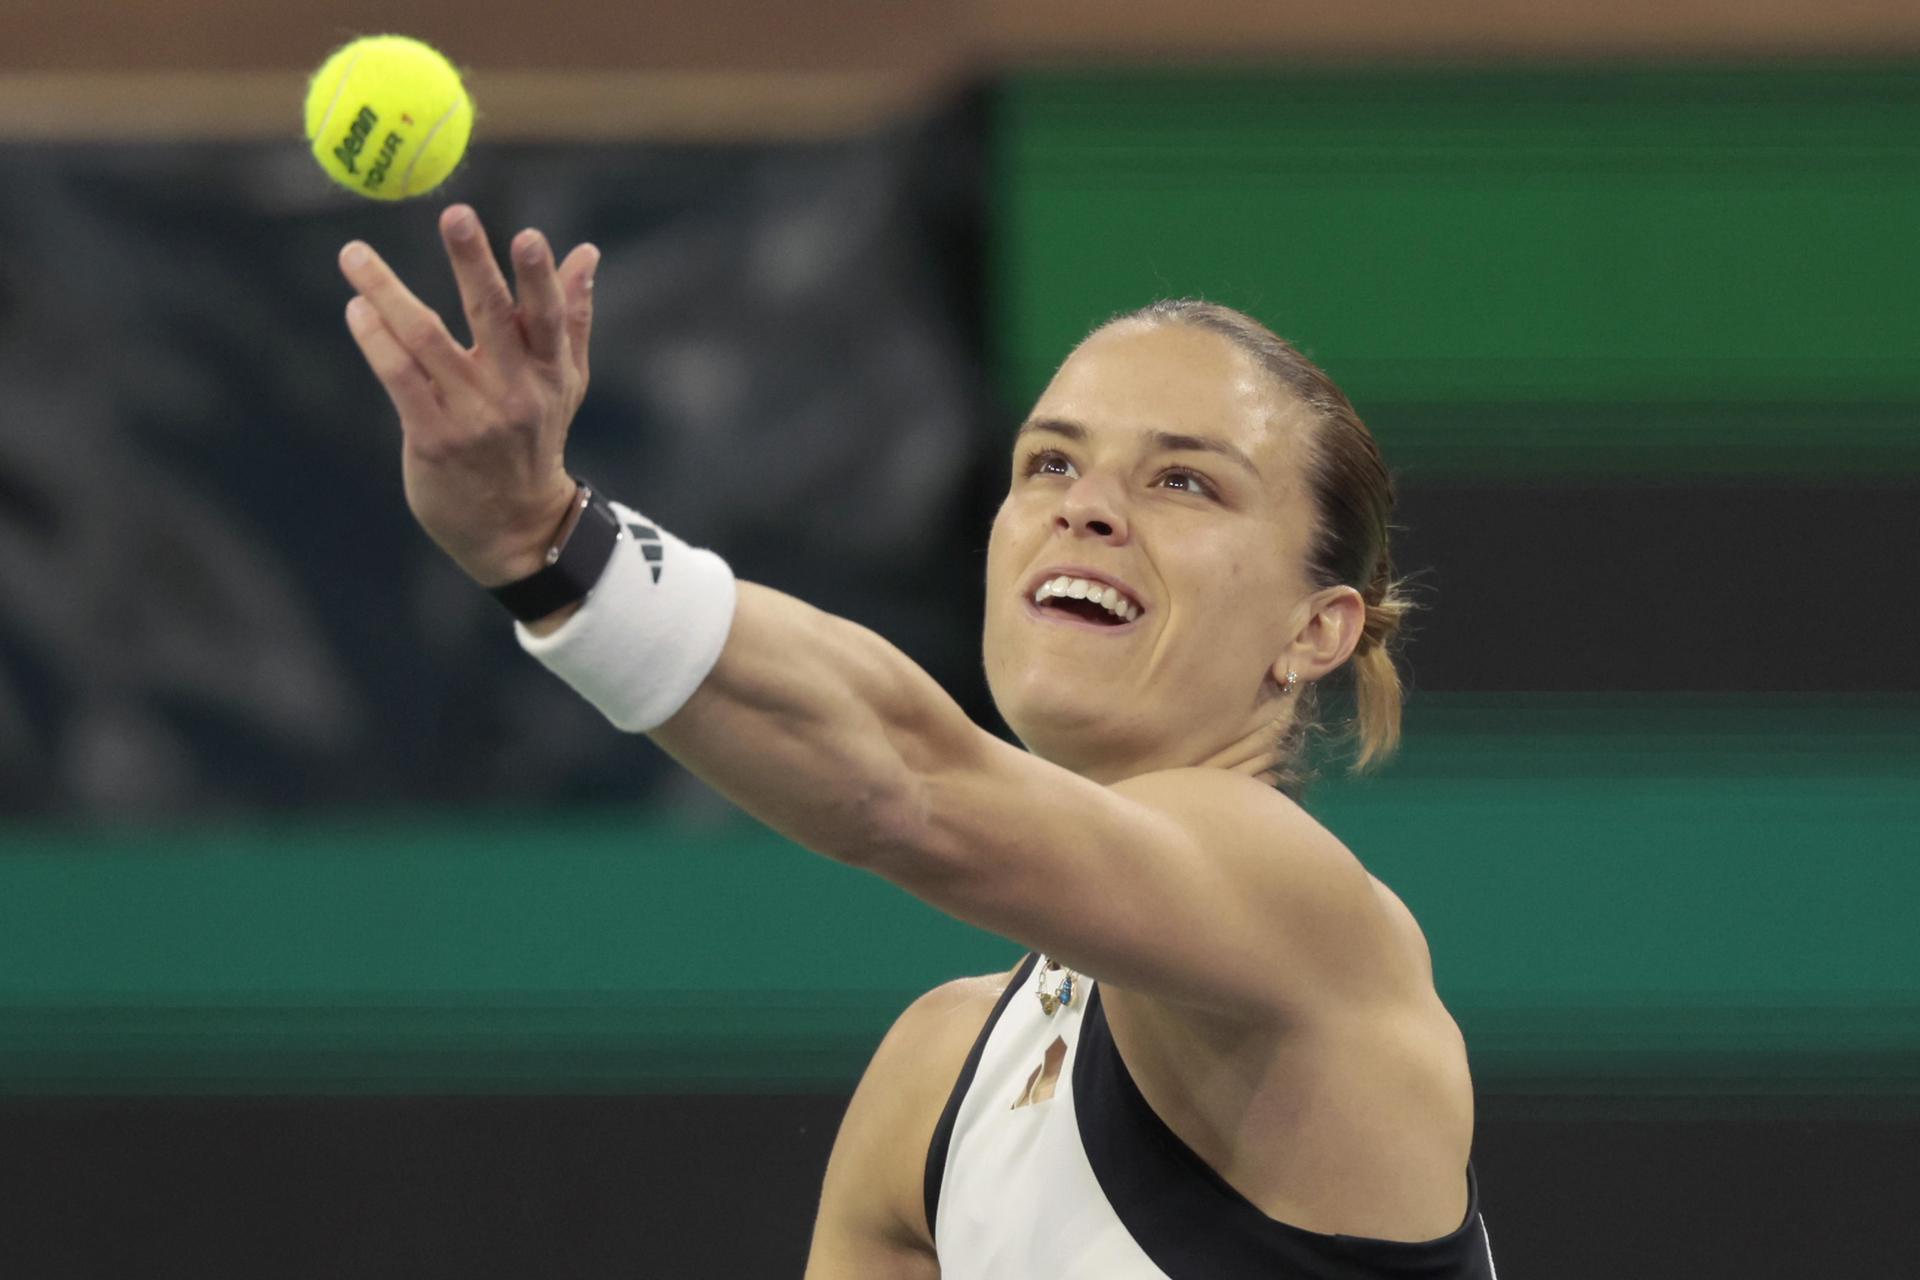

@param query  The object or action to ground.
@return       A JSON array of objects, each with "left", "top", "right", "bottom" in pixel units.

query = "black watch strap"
[{"left": 490, "top": 483, "right": 623, "bottom": 623}]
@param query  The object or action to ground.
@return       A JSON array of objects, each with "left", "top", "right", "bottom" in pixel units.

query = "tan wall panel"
[
  {"left": 4, "top": 0, "right": 1916, "bottom": 140},
  {"left": 0, "top": 0, "right": 971, "bottom": 74},
  {"left": 986, "top": 0, "right": 1920, "bottom": 59},
  {"left": 7, "top": 0, "right": 1919, "bottom": 74}
]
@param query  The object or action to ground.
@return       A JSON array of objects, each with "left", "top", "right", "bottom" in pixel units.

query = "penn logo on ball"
[{"left": 304, "top": 35, "right": 473, "bottom": 201}]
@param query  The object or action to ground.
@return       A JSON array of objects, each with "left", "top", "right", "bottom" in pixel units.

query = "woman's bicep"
[
  {"left": 805, "top": 976, "right": 1005, "bottom": 1279},
  {"left": 879, "top": 751, "right": 1399, "bottom": 1019}
]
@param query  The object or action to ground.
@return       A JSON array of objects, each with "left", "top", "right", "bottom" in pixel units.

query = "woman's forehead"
[{"left": 1034, "top": 323, "right": 1307, "bottom": 473}]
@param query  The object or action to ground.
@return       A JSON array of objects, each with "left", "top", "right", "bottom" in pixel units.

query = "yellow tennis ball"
[{"left": 304, "top": 35, "right": 473, "bottom": 201}]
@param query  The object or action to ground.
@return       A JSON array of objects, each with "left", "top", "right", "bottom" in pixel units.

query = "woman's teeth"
[{"left": 1032, "top": 575, "right": 1141, "bottom": 622}]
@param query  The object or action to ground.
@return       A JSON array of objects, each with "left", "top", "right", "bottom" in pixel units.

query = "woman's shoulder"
[
  {"left": 861, "top": 959, "right": 1029, "bottom": 1123},
  {"left": 1366, "top": 874, "right": 1437, "bottom": 990},
  {"left": 808, "top": 961, "right": 1031, "bottom": 1272}
]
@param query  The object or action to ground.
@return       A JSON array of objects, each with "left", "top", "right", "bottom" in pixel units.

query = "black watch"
[{"left": 489, "top": 482, "right": 623, "bottom": 622}]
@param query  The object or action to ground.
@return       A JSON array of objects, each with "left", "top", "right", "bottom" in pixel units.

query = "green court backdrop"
[
  {"left": 992, "top": 65, "right": 1920, "bottom": 478},
  {"left": 3, "top": 696, "right": 1914, "bottom": 1094}
]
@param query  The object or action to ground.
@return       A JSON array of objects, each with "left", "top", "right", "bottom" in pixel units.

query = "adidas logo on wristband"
[{"left": 625, "top": 521, "right": 665, "bottom": 583}]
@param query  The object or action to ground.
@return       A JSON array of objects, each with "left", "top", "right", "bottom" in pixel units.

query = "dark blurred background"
[{"left": 2, "top": 2, "right": 1917, "bottom": 1276}]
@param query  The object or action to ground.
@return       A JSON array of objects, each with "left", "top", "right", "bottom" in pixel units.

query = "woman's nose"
[{"left": 1056, "top": 478, "right": 1128, "bottom": 542}]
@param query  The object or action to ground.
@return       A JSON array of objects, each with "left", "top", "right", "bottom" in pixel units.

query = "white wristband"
[{"left": 515, "top": 502, "right": 737, "bottom": 732}]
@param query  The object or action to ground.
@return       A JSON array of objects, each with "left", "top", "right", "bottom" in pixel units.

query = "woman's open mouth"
[{"left": 1028, "top": 574, "right": 1143, "bottom": 628}]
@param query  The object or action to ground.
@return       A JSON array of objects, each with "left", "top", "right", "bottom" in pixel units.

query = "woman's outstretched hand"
[{"left": 339, "top": 203, "right": 601, "bottom": 586}]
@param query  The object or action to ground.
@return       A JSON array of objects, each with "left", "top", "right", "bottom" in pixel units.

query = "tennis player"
[{"left": 339, "top": 204, "right": 1497, "bottom": 1279}]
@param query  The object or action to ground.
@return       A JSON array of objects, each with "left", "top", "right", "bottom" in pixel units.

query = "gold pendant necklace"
[{"left": 1034, "top": 957, "right": 1077, "bottom": 1015}]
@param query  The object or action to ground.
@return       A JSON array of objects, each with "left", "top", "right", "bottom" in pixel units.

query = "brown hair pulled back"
[{"left": 1107, "top": 299, "right": 1417, "bottom": 795}]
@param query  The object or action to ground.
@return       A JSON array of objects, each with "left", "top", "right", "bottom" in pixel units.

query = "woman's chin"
[{"left": 999, "top": 700, "right": 1148, "bottom": 775}]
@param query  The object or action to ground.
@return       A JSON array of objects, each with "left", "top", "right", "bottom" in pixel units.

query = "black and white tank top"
[{"left": 924, "top": 953, "right": 1499, "bottom": 1279}]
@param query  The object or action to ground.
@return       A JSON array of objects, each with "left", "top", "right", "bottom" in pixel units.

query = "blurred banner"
[
  {"left": 3, "top": 64, "right": 1916, "bottom": 1077},
  {"left": 5, "top": 0, "right": 1919, "bottom": 80},
  {"left": 3, "top": 58, "right": 1919, "bottom": 1279},
  {"left": 0, "top": 103, "right": 997, "bottom": 820},
  {"left": 2, "top": 58, "right": 1915, "bottom": 1088}
]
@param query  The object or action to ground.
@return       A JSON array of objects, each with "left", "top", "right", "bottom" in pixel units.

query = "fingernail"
[
  {"left": 345, "top": 296, "right": 368, "bottom": 323},
  {"left": 342, "top": 242, "right": 369, "bottom": 269},
  {"left": 448, "top": 207, "right": 477, "bottom": 240},
  {"left": 585, "top": 246, "right": 601, "bottom": 290},
  {"left": 517, "top": 231, "right": 544, "bottom": 264}
]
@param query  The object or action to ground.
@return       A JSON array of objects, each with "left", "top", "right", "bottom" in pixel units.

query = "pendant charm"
[{"left": 1034, "top": 959, "right": 1075, "bottom": 1016}]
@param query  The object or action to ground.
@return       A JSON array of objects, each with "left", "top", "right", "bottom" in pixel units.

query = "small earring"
[{"left": 1283, "top": 670, "right": 1298, "bottom": 695}]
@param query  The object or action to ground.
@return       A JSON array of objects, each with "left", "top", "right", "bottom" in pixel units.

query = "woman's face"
[{"left": 983, "top": 321, "right": 1322, "bottom": 780}]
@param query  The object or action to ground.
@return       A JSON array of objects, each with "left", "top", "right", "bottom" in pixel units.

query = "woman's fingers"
[
  {"left": 345, "top": 295, "right": 449, "bottom": 433},
  {"left": 557, "top": 242, "right": 601, "bottom": 385},
  {"left": 339, "top": 216, "right": 596, "bottom": 586},
  {"left": 439, "top": 204, "right": 522, "bottom": 358},
  {"left": 510, "top": 228, "right": 568, "bottom": 365},
  {"left": 339, "top": 240, "right": 471, "bottom": 391}
]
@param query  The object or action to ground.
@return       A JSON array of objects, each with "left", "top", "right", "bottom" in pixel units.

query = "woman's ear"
[{"left": 1272, "top": 585, "right": 1366, "bottom": 686}]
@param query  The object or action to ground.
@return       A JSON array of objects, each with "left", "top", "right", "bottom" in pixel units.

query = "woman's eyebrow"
[
  {"left": 1147, "top": 430, "right": 1261, "bottom": 479},
  {"left": 1015, "top": 417, "right": 1260, "bottom": 480},
  {"left": 1014, "top": 417, "right": 1086, "bottom": 446}
]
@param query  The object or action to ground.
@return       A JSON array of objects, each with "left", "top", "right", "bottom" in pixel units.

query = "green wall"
[
  {"left": 4, "top": 697, "right": 1913, "bottom": 1093},
  {"left": 993, "top": 66, "right": 1920, "bottom": 476}
]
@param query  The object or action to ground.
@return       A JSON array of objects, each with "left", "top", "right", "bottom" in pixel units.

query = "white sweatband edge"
[{"left": 514, "top": 502, "right": 737, "bottom": 732}]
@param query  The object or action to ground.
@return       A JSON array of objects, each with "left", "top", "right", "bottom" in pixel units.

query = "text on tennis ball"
[{"left": 331, "top": 104, "right": 415, "bottom": 194}]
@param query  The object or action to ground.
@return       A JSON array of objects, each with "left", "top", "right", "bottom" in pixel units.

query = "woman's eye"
[
  {"left": 1159, "top": 469, "right": 1215, "bottom": 498},
  {"left": 1019, "top": 452, "right": 1212, "bottom": 497}
]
